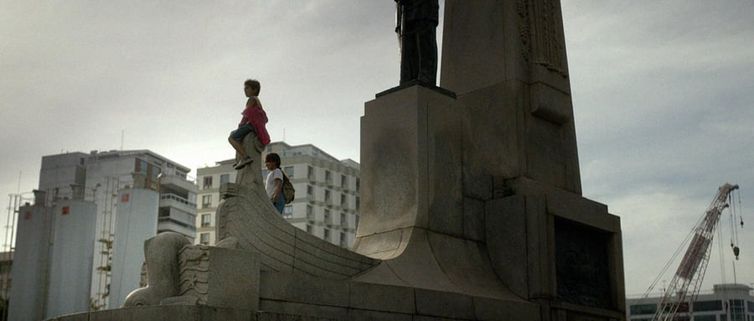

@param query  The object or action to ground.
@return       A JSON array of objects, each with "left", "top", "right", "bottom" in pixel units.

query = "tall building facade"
[
  {"left": 7, "top": 191, "right": 97, "bottom": 321},
  {"left": 626, "top": 283, "right": 754, "bottom": 321},
  {"left": 29, "top": 150, "right": 197, "bottom": 310},
  {"left": 196, "top": 142, "right": 360, "bottom": 248}
]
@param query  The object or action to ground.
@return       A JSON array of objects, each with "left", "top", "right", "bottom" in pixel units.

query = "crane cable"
[
  {"left": 729, "top": 191, "right": 741, "bottom": 260},
  {"left": 642, "top": 209, "right": 708, "bottom": 297}
]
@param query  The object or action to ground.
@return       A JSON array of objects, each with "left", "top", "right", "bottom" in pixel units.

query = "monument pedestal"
[{"left": 356, "top": 85, "right": 464, "bottom": 259}]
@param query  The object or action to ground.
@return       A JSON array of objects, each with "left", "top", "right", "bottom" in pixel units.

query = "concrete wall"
[
  {"left": 110, "top": 187, "right": 159, "bottom": 308},
  {"left": 46, "top": 199, "right": 97, "bottom": 318},
  {"left": 8, "top": 204, "right": 51, "bottom": 321},
  {"left": 38, "top": 153, "right": 88, "bottom": 204}
]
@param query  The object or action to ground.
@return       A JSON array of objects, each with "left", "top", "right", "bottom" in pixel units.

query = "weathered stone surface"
[
  {"left": 47, "top": 312, "right": 89, "bottom": 321},
  {"left": 486, "top": 196, "right": 530, "bottom": 299},
  {"left": 348, "top": 282, "right": 414, "bottom": 314},
  {"left": 415, "top": 289, "right": 475, "bottom": 320},
  {"left": 82, "top": 305, "right": 253, "bottom": 321},
  {"left": 259, "top": 301, "right": 349, "bottom": 321},
  {"left": 356, "top": 85, "right": 462, "bottom": 256},
  {"left": 462, "top": 197, "right": 485, "bottom": 242},
  {"left": 346, "top": 309, "right": 412, "bottom": 321},
  {"left": 177, "top": 246, "right": 260, "bottom": 310},
  {"left": 473, "top": 296, "right": 541, "bottom": 321},
  {"left": 124, "top": 232, "right": 190, "bottom": 307},
  {"left": 259, "top": 271, "right": 349, "bottom": 308}
]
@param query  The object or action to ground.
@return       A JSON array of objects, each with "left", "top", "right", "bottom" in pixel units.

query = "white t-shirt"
[{"left": 265, "top": 168, "right": 284, "bottom": 199}]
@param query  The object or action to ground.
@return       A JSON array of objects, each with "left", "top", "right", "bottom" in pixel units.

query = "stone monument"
[{"left": 50, "top": 1, "right": 625, "bottom": 320}]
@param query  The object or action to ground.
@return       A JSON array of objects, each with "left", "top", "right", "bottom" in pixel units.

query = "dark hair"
[
  {"left": 265, "top": 153, "right": 281, "bottom": 168},
  {"left": 244, "top": 79, "right": 261, "bottom": 95}
]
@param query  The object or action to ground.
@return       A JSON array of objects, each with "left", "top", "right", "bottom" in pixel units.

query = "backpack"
[{"left": 281, "top": 171, "right": 295, "bottom": 204}]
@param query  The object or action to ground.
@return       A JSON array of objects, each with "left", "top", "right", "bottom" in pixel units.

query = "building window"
[
  {"left": 199, "top": 233, "right": 210, "bottom": 245},
  {"left": 340, "top": 213, "right": 346, "bottom": 226},
  {"left": 307, "top": 185, "right": 314, "bottom": 198},
  {"left": 325, "top": 170, "right": 332, "bottom": 185},
  {"left": 307, "top": 166, "right": 314, "bottom": 180},
  {"left": 202, "top": 176, "right": 213, "bottom": 189},
  {"left": 325, "top": 190, "right": 331, "bottom": 204},
  {"left": 201, "top": 214, "right": 211, "bottom": 227},
  {"left": 747, "top": 300, "right": 754, "bottom": 313},
  {"left": 694, "top": 301, "right": 722, "bottom": 312},
  {"left": 340, "top": 194, "right": 346, "bottom": 207},
  {"left": 283, "top": 205, "right": 293, "bottom": 218},
  {"left": 665, "top": 302, "right": 688, "bottom": 313},
  {"left": 324, "top": 209, "right": 331, "bottom": 224},
  {"left": 306, "top": 205, "right": 313, "bottom": 221},
  {"left": 340, "top": 232, "right": 346, "bottom": 247},
  {"left": 341, "top": 175, "right": 347, "bottom": 189},
  {"left": 323, "top": 228, "right": 330, "bottom": 241},
  {"left": 629, "top": 304, "right": 657, "bottom": 315},
  {"left": 220, "top": 174, "right": 230, "bottom": 185},
  {"left": 730, "top": 300, "right": 745, "bottom": 321},
  {"left": 306, "top": 225, "right": 312, "bottom": 233},
  {"left": 356, "top": 178, "right": 360, "bottom": 192},
  {"left": 135, "top": 158, "right": 148, "bottom": 175},
  {"left": 356, "top": 197, "right": 360, "bottom": 210},
  {"left": 201, "top": 195, "right": 211, "bottom": 208},
  {"left": 284, "top": 166, "right": 294, "bottom": 178}
]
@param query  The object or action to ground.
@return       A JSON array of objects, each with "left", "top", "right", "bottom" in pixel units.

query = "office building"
[
  {"left": 626, "top": 283, "right": 754, "bottom": 321},
  {"left": 196, "top": 142, "right": 360, "bottom": 248}
]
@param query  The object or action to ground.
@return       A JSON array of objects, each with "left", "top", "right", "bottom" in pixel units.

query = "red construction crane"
[{"left": 649, "top": 183, "right": 739, "bottom": 321}]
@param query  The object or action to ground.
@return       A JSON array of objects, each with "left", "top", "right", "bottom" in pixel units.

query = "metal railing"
[{"left": 160, "top": 193, "right": 196, "bottom": 207}]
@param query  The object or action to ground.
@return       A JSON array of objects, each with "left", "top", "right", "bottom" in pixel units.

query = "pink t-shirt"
[{"left": 239, "top": 97, "right": 271, "bottom": 146}]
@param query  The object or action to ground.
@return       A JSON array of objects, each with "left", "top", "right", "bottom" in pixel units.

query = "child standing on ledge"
[
  {"left": 264, "top": 153, "right": 285, "bottom": 214},
  {"left": 229, "top": 79, "right": 271, "bottom": 169}
]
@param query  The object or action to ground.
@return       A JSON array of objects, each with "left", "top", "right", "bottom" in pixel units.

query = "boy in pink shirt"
[{"left": 229, "top": 79, "right": 271, "bottom": 169}]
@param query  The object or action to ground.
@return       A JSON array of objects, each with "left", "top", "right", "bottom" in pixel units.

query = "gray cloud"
[{"left": 564, "top": 0, "right": 754, "bottom": 294}]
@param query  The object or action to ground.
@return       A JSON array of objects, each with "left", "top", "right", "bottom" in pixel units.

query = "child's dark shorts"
[{"left": 230, "top": 124, "right": 254, "bottom": 142}]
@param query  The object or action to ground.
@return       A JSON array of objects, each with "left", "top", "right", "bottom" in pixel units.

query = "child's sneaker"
[{"left": 234, "top": 157, "right": 253, "bottom": 169}]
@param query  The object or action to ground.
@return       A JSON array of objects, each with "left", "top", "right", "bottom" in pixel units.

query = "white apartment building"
[
  {"left": 32, "top": 150, "right": 197, "bottom": 310},
  {"left": 626, "top": 283, "right": 754, "bottom": 321},
  {"left": 196, "top": 142, "right": 360, "bottom": 248}
]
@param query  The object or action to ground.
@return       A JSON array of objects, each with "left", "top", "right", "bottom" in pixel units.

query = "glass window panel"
[
  {"left": 629, "top": 304, "right": 657, "bottom": 315},
  {"left": 694, "top": 301, "right": 723, "bottom": 312}
]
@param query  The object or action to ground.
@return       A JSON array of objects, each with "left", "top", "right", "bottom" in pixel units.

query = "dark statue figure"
[{"left": 395, "top": 0, "right": 439, "bottom": 86}]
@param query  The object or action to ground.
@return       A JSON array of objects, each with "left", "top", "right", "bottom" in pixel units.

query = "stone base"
[{"left": 50, "top": 305, "right": 252, "bottom": 321}]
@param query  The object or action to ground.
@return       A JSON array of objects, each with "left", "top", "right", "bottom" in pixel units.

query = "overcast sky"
[{"left": 1, "top": 1, "right": 753, "bottom": 296}]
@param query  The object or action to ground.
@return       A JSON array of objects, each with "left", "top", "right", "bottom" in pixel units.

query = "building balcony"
[
  {"left": 160, "top": 174, "right": 198, "bottom": 193},
  {"left": 159, "top": 193, "right": 197, "bottom": 215}
]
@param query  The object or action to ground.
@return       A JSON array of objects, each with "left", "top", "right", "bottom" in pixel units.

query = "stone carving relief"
[{"left": 518, "top": 0, "right": 568, "bottom": 77}]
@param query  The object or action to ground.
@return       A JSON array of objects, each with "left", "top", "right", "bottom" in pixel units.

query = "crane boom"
[{"left": 651, "top": 183, "right": 739, "bottom": 321}]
